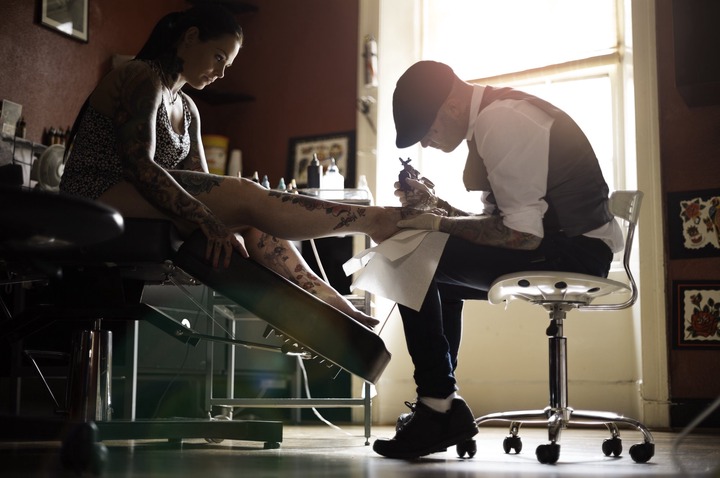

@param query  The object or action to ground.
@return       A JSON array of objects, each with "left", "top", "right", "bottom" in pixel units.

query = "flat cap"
[{"left": 392, "top": 61, "right": 455, "bottom": 148}]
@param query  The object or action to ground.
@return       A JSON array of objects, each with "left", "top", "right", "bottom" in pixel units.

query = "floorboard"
[{"left": 1, "top": 425, "right": 718, "bottom": 477}]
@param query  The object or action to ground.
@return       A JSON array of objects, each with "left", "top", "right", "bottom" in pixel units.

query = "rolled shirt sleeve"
[{"left": 474, "top": 99, "right": 554, "bottom": 238}]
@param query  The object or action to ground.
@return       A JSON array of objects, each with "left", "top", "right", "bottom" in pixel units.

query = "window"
[{"left": 414, "top": 0, "right": 624, "bottom": 211}]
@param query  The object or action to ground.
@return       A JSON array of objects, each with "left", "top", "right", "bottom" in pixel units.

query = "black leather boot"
[{"left": 373, "top": 398, "right": 478, "bottom": 459}]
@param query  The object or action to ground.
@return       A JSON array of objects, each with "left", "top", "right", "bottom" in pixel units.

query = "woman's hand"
[{"left": 200, "top": 218, "right": 249, "bottom": 268}]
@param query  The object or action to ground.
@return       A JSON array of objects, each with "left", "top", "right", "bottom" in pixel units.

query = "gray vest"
[{"left": 463, "top": 86, "right": 613, "bottom": 237}]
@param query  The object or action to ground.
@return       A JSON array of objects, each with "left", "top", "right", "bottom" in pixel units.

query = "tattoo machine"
[{"left": 398, "top": 157, "right": 435, "bottom": 191}]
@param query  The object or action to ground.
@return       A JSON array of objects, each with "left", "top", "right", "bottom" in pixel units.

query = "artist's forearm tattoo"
[
  {"left": 444, "top": 215, "right": 542, "bottom": 250},
  {"left": 437, "top": 198, "right": 470, "bottom": 217},
  {"left": 268, "top": 191, "right": 368, "bottom": 232}
]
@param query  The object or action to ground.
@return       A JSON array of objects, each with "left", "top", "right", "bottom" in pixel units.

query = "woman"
[{"left": 59, "top": 4, "right": 399, "bottom": 328}]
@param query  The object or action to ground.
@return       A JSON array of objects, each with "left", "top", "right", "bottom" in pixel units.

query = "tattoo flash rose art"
[
  {"left": 679, "top": 196, "right": 720, "bottom": 250},
  {"left": 668, "top": 189, "right": 720, "bottom": 260},
  {"left": 674, "top": 281, "right": 720, "bottom": 348}
]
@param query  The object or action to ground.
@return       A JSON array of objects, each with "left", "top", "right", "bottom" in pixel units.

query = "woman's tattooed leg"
[{"left": 252, "top": 231, "right": 378, "bottom": 329}]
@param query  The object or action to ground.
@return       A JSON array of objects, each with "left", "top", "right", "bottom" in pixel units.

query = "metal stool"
[{"left": 459, "top": 191, "right": 655, "bottom": 465}]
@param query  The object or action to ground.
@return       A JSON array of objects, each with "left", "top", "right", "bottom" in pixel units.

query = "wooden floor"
[{"left": 1, "top": 424, "right": 719, "bottom": 477}]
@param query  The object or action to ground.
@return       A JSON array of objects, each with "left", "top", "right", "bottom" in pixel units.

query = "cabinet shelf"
[{"left": 1, "top": 132, "right": 47, "bottom": 154}]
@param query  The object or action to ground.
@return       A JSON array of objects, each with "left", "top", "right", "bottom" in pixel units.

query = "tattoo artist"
[{"left": 372, "top": 60, "right": 623, "bottom": 458}]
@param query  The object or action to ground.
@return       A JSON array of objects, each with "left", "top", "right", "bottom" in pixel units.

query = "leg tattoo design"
[{"left": 268, "top": 191, "right": 367, "bottom": 232}]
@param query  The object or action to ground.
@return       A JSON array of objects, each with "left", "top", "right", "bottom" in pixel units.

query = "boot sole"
[{"left": 374, "top": 426, "right": 479, "bottom": 459}]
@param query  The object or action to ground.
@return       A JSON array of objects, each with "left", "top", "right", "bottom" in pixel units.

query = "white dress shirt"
[{"left": 465, "top": 85, "right": 623, "bottom": 252}]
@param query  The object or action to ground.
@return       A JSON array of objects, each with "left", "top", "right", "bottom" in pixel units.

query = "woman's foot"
[
  {"left": 347, "top": 308, "right": 379, "bottom": 329},
  {"left": 367, "top": 207, "right": 404, "bottom": 244},
  {"left": 319, "top": 293, "right": 379, "bottom": 329}
]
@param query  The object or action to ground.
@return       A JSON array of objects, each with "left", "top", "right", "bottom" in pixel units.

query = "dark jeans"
[{"left": 397, "top": 233, "right": 613, "bottom": 399}]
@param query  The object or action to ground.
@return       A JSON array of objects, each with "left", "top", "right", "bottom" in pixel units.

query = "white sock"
[{"left": 419, "top": 392, "right": 458, "bottom": 413}]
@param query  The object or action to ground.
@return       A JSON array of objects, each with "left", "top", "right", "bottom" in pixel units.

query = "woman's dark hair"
[
  {"left": 135, "top": 3, "right": 243, "bottom": 77},
  {"left": 64, "top": 4, "right": 242, "bottom": 163}
]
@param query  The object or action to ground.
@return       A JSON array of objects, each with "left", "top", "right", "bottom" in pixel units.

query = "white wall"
[{"left": 625, "top": 0, "right": 669, "bottom": 427}]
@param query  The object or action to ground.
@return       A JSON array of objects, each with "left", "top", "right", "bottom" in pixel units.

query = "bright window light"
[
  {"left": 417, "top": 0, "right": 621, "bottom": 212},
  {"left": 422, "top": 0, "right": 616, "bottom": 79}
]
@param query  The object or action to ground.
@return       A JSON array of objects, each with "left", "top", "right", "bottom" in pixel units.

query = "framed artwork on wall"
[
  {"left": 40, "top": 0, "right": 89, "bottom": 42},
  {"left": 287, "top": 131, "right": 355, "bottom": 188},
  {"left": 672, "top": 280, "right": 720, "bottom": 349},
  {"left": 666, "top": 188, "right": 720, "bottom": 259}
]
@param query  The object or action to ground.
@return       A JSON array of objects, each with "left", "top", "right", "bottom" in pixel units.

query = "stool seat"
[
  {"left": 0, "top": 185, "right": 123, "bottom": 251},
  {"left": 488, "top": 271, "right": 630, "bottom": 307}
]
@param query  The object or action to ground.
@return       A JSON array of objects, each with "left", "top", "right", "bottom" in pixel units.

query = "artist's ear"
[{"left": 444, "top": 96, "right": 464, "bottom": 120}]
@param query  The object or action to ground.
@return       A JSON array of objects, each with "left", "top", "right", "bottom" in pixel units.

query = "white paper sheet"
[{"left": 343, "top": 230, "right": 449, "bottom": 311}]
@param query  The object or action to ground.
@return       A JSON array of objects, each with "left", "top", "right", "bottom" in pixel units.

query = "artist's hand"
[
  {"left": 200, "top": 218, "right": 249, "bottom": 268},
  {"left": 397, "top": 212, "right": 443, "bottom": 231},
  {"left": 394, "top": 177, "right": 439, "bottom": 210}
]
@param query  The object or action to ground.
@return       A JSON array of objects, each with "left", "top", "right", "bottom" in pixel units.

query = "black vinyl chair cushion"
[{"left": 173, "top": 230, "right": 391, "bottom": 384}]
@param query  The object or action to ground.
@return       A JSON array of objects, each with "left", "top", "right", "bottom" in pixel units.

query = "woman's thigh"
[
  {"left": 97, "top": 180, "right": 196, "bottom": 235},
  {"left": 167, "top": 171, "right": 279, "bottom": 232},
  {"left": 97, "top": 172, "right": 252, "bottom": 233},
  {"left": 98, "top": 181, "right": 170, "bottom": 219}
]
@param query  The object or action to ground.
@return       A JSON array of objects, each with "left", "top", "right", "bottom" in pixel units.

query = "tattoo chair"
[
  {"left": 458, "top": 190, "right": 654, "bottom": 465},
  {"left": 0, "top": 185, "right": 390, "bottom": 474}
]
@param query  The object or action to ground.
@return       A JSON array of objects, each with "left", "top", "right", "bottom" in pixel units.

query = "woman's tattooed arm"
[{"left": 112, "top": 62, "right": 217, "bottom": 228}]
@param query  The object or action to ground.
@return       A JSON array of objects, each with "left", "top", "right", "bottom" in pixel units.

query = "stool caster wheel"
[
  {"left": 629, "top": 442, "right": 654, "bottom": 463},
  {"left": 602, "top": 437, "right": 622, "bottom": 457},
  {"left": 456, "top": 439, "right": 476, "bottom": 458},
  {"left": 264, "top": 442, "right": 281, "bottom": 450},
  {"left": 503, "top": 435, "right": 522, "bottom": 454},
  {"left": 536, "top": 443, "right": 560, "bottom": 464}
]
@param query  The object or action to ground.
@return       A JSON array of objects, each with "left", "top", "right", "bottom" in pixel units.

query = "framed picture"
[
  {"left": 666, "top": 188, "right": 720, "bottom": 259},
  {"left": 287, "top": 131, "right": 355, "bottom": 188},
  {"left": 672, "top": 280, "right": 720, "bottom": 349},
  {"left": 40, "top": 0, "right": 89, "bottom": 42}
]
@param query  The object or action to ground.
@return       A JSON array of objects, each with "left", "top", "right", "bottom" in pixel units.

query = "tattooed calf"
[{"left": 257, "top": 233, "right": 323, "bottom": 295}]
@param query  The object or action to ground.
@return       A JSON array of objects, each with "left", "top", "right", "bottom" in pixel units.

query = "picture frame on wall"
[
  {"left": 287, "top": 131, "right": 355, "bottom": 188},
  {"left": 672, "top": 280, "right": 720, "bottom": 349},
  {"left": 40, "top": 0, "right": 89, "bottom": 43},
  {"left": 666, "top": 188, "right": 720, "bottom": 259}
]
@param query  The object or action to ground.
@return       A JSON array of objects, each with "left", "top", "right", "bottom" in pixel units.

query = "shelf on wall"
[
  {"left": 186, "top": 0, "right": 258, "bottom": 15},
  {"left": 184, "top": 88, "right": 255, "bottom": 106},
  {"left": 1, "top": 132, "right": 47, "bottom": 154}
]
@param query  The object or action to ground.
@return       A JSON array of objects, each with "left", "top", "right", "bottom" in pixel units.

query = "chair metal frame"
[{"left": 464, "top": 191, "right": 655, "bottom": 464}]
